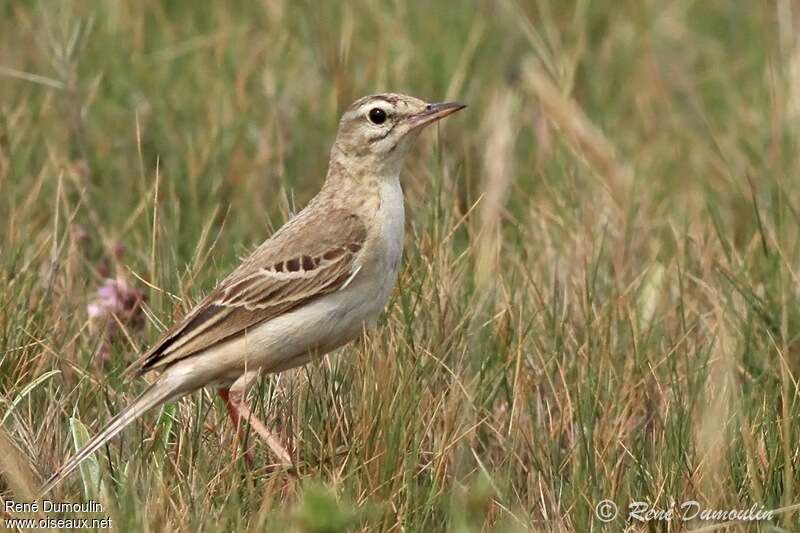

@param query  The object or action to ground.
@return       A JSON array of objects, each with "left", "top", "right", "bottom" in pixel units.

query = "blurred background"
[{"left": 2, "top": 0, "right": 800, "bottom": 531}]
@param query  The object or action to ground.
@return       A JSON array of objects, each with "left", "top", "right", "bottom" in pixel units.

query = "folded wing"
[{"left": 129, "top": 208, "right": 367, "bottom": 374}]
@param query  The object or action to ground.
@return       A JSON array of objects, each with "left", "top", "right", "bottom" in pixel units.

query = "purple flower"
[{"left": 87, "top": 276, "right": 147, "bottom": 354}]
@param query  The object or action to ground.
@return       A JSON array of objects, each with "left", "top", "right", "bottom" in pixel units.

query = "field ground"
[{"left": 2, "top": 1, "right": 800, "bottom": 531}]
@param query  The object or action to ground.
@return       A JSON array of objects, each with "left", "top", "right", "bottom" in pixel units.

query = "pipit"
[{"left": 42, "top": 93, "right": 465, "bottom": 494}]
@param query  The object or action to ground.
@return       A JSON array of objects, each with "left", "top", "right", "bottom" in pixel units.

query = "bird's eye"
[{"left": 368, "top": 108, "right": 387, "bottom": 125}]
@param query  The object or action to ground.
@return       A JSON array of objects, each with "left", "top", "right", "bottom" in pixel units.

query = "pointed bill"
[{"left": 409, "top": 101, "right": 467, "bottom": 128}]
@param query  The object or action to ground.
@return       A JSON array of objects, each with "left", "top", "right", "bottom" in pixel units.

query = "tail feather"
[{"left": 40, "top": 379, "right": 175, "bottom": 496}]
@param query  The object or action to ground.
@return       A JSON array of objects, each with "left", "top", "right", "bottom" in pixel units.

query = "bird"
[{"left": 41, "top": 93, "right": 466, "bottom": 494}]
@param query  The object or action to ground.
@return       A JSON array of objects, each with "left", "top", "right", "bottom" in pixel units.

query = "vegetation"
[{"left": 2, "top": 1, "right": 800, "bottom": 531}]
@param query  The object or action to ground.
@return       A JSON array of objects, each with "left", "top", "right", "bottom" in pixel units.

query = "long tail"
[{"left": 40, "top": 378, "right": 176, "bottom": 496}]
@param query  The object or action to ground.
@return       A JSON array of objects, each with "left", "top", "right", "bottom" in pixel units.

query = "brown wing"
[{"left": 129, "top": 208, "right": 367, "bottom": 374}]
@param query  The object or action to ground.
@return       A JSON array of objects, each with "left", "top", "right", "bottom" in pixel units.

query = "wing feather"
[{"left": 128, "top": 208, "right": 367, "bottom": 374}]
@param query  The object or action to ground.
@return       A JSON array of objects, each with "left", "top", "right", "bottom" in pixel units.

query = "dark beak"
[{"left": 410, "top": 101, "right": 467, "bottom": 128}]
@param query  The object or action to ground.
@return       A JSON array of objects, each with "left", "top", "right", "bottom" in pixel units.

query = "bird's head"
[{"left": 331, "top": 93, "right": 465, "bottom": 177}]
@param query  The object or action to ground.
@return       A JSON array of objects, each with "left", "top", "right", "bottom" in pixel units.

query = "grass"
[{"left": 1, "top": 0, "right": 800, "bottom": 531}]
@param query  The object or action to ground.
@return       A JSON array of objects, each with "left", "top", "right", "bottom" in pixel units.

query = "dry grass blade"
[
  {"left": 521, "top": 57, "right": 631, "bottom": 208},
  {"left": 0, "top": 429, "right": 40, "bottom": 509}
]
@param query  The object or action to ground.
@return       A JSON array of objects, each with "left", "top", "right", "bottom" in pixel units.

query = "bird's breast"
[
  {"left": 377, "top": 177, "right": 406, "bottom": 275},
  {"left": 352, "top": 176, "right": 406, "bottom": 316}
]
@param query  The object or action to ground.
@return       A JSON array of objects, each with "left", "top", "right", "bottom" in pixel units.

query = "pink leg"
[
  {"left": 218, "top": 385, "right": 292, "bottom": 467},
  {"left": 218, "top": 388, "right": 255, "bottom": 467}
]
